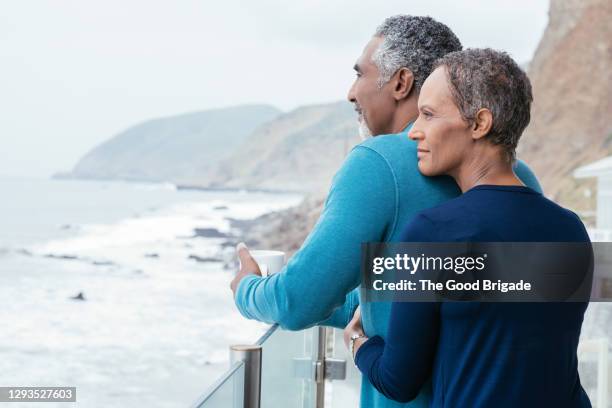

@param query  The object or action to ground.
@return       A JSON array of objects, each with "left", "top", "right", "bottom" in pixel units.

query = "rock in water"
[
  {"left": 192, "top": 228, "right": 229, "bottom": 238},
  {"left": 70, "top": 292, "right": 86, "bottom": 301},
  {"left": 188, "top": 254, "right": 223, "bottom": 263}
]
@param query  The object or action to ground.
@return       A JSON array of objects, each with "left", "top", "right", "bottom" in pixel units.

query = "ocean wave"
[
  {"left": 42, "top": 252, "right": 117, "bottom": 267},
  {"left": 26, "top": 192, "right": 302, "bottom": 275},
  {"left": 1, "top": 247, "right": 33, "bottom": 258}
]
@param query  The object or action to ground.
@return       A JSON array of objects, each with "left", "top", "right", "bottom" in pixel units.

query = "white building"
[{"left": 574, "top": 155, "right": 612, "bottom": 241}]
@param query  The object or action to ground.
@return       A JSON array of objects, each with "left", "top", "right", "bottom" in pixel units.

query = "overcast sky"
[{"left": 0, "top": 0, "right": 550, "bottom": 178}]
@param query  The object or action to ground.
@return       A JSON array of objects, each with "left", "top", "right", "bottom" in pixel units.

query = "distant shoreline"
[{"left": 50, "top": 173, "right": 306, "bottom": 195}]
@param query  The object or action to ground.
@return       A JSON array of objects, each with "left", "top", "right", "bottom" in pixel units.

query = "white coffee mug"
[{"left": 249, "top": 250, "right": 286, "bottom": 277}]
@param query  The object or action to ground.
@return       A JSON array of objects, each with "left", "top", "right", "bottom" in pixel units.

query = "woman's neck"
[{"left": 451, "top": 149, "right": 523, "bottom": 193}]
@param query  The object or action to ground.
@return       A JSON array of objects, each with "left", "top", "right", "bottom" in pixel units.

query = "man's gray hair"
[
  {"left": 435, "top": 48, "right": 533, "bottom": 162},
  {"left": 373, "top": 15, "right": 462, "bottom": 90}
]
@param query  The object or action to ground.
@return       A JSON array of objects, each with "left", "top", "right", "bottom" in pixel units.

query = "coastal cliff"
[
  {"left": 519, "top": 0, "right": 612, "bottom": 214},
  {"left": 209, "top": 101, "right": 358, "bottom": 194},
  {"left": 56, "top": 105, "right": 281, "bottom": 185}
]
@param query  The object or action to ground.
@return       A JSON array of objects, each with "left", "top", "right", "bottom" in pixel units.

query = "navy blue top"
[{"left": 355, "top": 185, "right": 592, "bottom": 407}]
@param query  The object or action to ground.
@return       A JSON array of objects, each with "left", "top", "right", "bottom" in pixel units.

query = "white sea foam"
[{"left": 30, "top": 193, "right": 301, "bottom": 269}]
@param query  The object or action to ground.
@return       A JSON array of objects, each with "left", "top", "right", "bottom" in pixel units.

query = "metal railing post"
[
  {"left": 313, "top": 326, "right": 326, "bottom": 408},
  {"left": 230, "top": 344, "right": 262, "bottom": 408}
]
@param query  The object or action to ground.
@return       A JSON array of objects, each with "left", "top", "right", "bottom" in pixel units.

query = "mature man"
[{"left": 231, "top": 15, "right": 541, "bottom": 407}]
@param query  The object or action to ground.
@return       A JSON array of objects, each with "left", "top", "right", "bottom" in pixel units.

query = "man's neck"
[
  {"left": 391, "top": 115, "right": 417, "bottom": 133},
  {"left": 388, "top": 96, "right": 418, "bottom": 134}
]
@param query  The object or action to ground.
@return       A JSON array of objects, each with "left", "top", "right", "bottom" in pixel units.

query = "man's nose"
[{"left": 347, "top": 81, "right": 357, "bottom": 102}]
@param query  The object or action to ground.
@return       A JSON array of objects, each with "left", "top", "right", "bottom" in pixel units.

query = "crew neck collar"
[{"left": 465, "top": 184, "right": 540, "bottom": 195}]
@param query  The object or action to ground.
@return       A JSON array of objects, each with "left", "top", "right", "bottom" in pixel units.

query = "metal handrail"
[
  {"left": 191, "top": 360, "right": 245, "bottom": 408},
  {"left": 255, "top": 324, "right": 279, "bottom": 345}
]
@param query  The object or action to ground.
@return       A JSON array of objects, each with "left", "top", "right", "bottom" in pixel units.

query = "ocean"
[{"left": 0, "top": 177, "right": 303, "bottom": 407}]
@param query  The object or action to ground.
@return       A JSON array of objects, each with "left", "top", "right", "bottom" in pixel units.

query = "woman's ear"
[
  {"left": 392, "top": 68, "right": 414, "bottom": 101},
  {"left": 472, "top": 108, "right": 493, "bottom": 140}
]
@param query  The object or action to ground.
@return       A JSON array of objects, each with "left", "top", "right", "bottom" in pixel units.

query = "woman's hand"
[
  {"left": 344, "top": 306, "right": 364, "bottom": 347},
  {"left": 344, "top": 306, "right": 368, "bottom": 358}
]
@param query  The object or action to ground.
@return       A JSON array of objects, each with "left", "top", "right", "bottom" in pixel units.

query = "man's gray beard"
[{"left": 358, "top": 117, "right": 373, "bottom": 140}]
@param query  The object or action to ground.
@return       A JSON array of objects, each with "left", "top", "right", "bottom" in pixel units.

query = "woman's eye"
[{"left": 422, "top": 111, "right": 433, "bottom": 119}]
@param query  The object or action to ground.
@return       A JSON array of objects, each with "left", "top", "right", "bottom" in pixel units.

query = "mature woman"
[{"left": 344, "top": 48, "right": 591, "bottom": 407}]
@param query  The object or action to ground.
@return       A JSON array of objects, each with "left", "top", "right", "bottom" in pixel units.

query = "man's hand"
[{"left": 230, "top": 242, "right": 263, "bottom": 297}]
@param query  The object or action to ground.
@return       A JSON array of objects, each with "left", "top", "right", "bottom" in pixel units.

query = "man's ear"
[
  {"left": 392, "top": 68, "right": 414, "bottom": 101},
  {"left": 472, "top": 108, "right": 493, "bottom": 140}
]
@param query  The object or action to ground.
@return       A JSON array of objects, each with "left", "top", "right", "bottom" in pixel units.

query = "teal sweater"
[{"left": 235, "top": 126, "right": 541, "bottom": 408}]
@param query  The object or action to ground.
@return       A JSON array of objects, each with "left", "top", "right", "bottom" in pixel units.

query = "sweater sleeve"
[
  {"left": 318, "top": 287, "right": 360, "bottom": 329},
  {"left": 355, "top": 214, "right": 441, "bottom": 403},
  {"left": 234, "top": 145, "right": 397, "bottom": 330},
  {"left": 514, "top": 159, "right": 542, "bottom": 193}
]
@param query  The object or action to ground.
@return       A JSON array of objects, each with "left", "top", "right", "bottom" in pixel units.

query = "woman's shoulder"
[
  {"left": 400, "top": 196, "right": 472, "bottom": 242},
  {"left": 533, "top": 195, "right": 590, "bottom": 241}
]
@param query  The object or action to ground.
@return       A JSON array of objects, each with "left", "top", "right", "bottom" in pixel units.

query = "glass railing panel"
[
  {"left": 259, "top": 325, "right": 317, "bottom": 407},
  {"left": 191, "top": 361, "right": 244, "bottom": 408},
  {"left": 578, "top": 337, "right": 609, "bottom": 408},
  {"left": 325, "top": 328, "right": 361, "bottom": 407}
]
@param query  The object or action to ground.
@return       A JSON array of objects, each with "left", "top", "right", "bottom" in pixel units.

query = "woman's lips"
[{"left": 417, "top": 148, "right": 429, "bottom": 158}]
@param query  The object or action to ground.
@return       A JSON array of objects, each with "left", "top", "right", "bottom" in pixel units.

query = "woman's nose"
[{"left": 408, "top": 128, "right": 424, "bottom": 141}]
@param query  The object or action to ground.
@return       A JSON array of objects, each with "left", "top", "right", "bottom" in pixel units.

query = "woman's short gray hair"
[
  {"left": 435, "top": 48, "right": 533, "bottom": 162},
  {"left": 373, "top": 15, "right": 462, "bottom": 90}
]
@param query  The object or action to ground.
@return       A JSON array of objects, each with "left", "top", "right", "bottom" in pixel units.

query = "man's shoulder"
[
  {"left": 329, "top": 132, "right": 418, "bottom": 198},
  {"left": 341, "top": 132, "right": 458, "bottom": 199},
  {"left": 359, "top": 132, "right": 415, "bottom": 153},
  {"left": 354, "top": 133, "right": 417, "bottom": 170}
]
